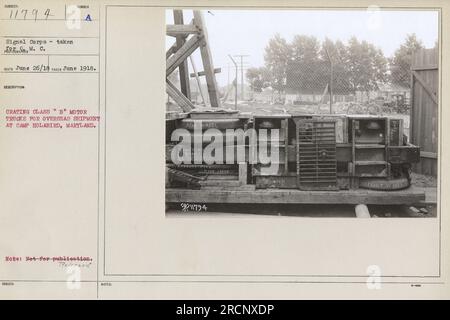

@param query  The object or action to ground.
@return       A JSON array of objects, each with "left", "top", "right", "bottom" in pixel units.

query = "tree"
[
  {"left": 390, "top": 33, "right": 424, "bottom": 87},
  {"left": 246, "top": 66, "right": 271, "bottom": 92},
  {"left": 320, "top": 38, "right": 354, "bottom": 95},
  {"left": 263, "top": 34, "right": 292, "bottom": 94},
  {"left": 345, "top": 37, "right": 388, "bottom": 95},
  {"left": 288, "top": 35, "right": 324, "bottom": 93},
  {"left": 291, "top": 35, "right": 320, "bottom": 62},
  {"left": 258, "top": 34, "right": 389, "bottom": 100}
]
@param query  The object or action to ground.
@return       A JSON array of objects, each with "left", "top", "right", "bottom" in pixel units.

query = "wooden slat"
[
  {"left": 193, "top": 11, "right": 221, "bottom": 108},
  {"left": 173, "top": 10, "right": 191, "bottom": 99},
  {"left": 166, "top": 24, "right": 199, "bottom": 37},
  {"left": 166, "top": 42, "right": 178, "bottom": 59},
  {"left": 238, "top": 162, "right": 247, "bottom": 185},
  {"left": 410, "top": 67, "right": 415, "bottom": 142},
  {"left": 355, "top": 144, "right": 385, "bottom": 149},
  {"left": 199, "top": 180, "right": 241, "bottom": 187},
  {"left": 166, "top": 34, "right": 202, "bottom": 76},
  {"left": 355, "top": 161, "right": 386, "bottom": 165},
  {"left": 167, "top": 168, "right": 204, "bottom": 189},
  {"left": 166, "top": 79, "right": 195, "bottom": 112},
  {"left": 412, "top": 70, "right": 438, "bottom": 105},
  {"left": 190, "top": 68, "right": 221, "bottom": 78},
  {"left": 420, "top": 151, "right": 437, "bottom": 159},
  {"left": 411, "top": 65, "right": 438, "bottom": 71},
  {"left": 189, "top": 56, "right": 207, "bottom": 106},
  {"left": 165, "top": 111, "right": 188, "bottom": 120}
]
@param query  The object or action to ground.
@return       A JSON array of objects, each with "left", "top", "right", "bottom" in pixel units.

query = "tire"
[{"left": 359, "top": 177, "right": 410, "bottom": 191}]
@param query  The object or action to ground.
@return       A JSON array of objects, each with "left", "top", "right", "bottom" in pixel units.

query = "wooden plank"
[
  {"left": 190, "top": 68, "right": 221, "bottom": 77},
  {"left": 421, "top": 151, "right": 437, "bottom": 159},
  {"left": 199, "top": 180, "right": 241, "bottom": 187},
  {"left": 255, "top": 176, "right": 297, "bottom": 189},
  {"left": 167, "top": 168, "right": 203, "bottom": 189},
  {"left": 412, "top": 70, "right": 438, "bottom": 105},
  {"left": 238, "top": 162, "right": 247, "bottom": 185},
  {"left": 409, "top": 73, "right": 415, "bottom": 142},
  {"left": 173, "top": 10, "right": 191, "bottom": 100},
  {"left": 422, "top": 71, "right": 431, "bottom": 174},
  {"left": 165, "top": 111, "right": 188, "bottom": 120},
  {"left": 414, "top": 71, "right": 423, "bottom": 164},
  {"left": 205, "top": 175, "right": 238, "bottom": 180},
  {"left": 166, "top": 34, "right": 202, "bottom": 76},
  {"left": 351, "top": 119, "right": 356, "bottom": 189},
  {"left": 189, "top": 56, "right": 207, "bottom": 106},
  {"left": 285, "top": 119, "right": 289, "bottom": 174},
  {"left": 355, "top": 144, "right": 385, "bottom": 149},
  {"left": 166, "top": 42, "right": 178, "bottom": 59},
  {"left": 411, "top": 65, "right": 438, "bottom": 71},
  {"left": 166, "top": 79, "right": 195, "bottom": 112},
  {"left": 166, "top": 188, "right": 425, "bottom": 204},
  {"left": 199, "top": 185, "right": 256, "bottom": 191},
  {"left": 193, "top": 11, "right": 221, "bottom": 108},
  {"left": 166, "top": 24, "right": 199, "bottom": 37}
]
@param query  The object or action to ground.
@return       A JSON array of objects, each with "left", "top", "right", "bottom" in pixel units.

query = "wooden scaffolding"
[{"left": 166, "top": 10, "right": 221, "bottom": 112}]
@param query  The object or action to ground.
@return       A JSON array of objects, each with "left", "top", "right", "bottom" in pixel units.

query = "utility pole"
[
  {"left": 227, "top": 63, "right": 230, "bottom": 90},
  {"left": 324, "top": 47, "right": 333, "bottom": 114},
  {"left": 234, "top": 54, "right": 249, "bottom": 100},
  {"left": 228, "top": 55, "right": 238, "bottom": 109}
]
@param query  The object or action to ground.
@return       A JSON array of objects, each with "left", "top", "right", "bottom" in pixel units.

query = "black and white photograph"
[
  {"left": 165, "top": 8, "right": 439, "bottom": 218},
  {"left": 2, "top": 0, "right": 450, "bottom": 301}
]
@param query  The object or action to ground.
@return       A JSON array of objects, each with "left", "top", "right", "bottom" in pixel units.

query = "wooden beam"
[
  {"left": 410, "top": 69, "right": 415, "bottom": 142},
  {"left": 193, "top": 11, "right": 221, "bottom": 108},
  {"left": 412, "top": 70, "right": 438, "bottom": 105},
  {"left": 165, "top": 111, "right": 188, "bottom": 121},
  {"left": 411, "top": 65, "right": 438, "bottom": 71},
  {"left": 190, "top": 68, "right": 221, "bottom": 78},
  {"left": 420, "top": 151, "right": 437, "bottom": 159},
  {"left": 166, "top": 34, "right": 202, "bottom": 76},
  {"left": 166, "top": 79, "right": 194, "bottom": 112},
  {"left": 173, "top": 10, "right": 191, "bottom": 100},
  {"left": 238, "top": 162, "right": 247, "bottom": 185},
  {"left": 166, "top": 188, "right": 425, "bottom": 205},
  {"left": 166, "top": 24, "right": 199, "bottom": 37},
  {"left": 166, "top": 42, "right": 177, "bottom": 59},
  {"left": 189, "top": 56, "right": 207, "bottom": 106}
]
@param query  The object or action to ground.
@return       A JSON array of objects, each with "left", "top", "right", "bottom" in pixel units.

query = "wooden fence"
[{"left": 410, "top": 48, "right": 438, "bottom": 177}]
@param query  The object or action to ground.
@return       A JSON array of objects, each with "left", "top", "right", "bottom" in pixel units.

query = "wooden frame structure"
[{"left": 166, "top": 10, "right": 221, "bottom": 112}]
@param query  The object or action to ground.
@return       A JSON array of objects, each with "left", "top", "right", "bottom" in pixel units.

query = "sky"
[{"left": 166, "top": 9, "right": 438, "bottom": 87}]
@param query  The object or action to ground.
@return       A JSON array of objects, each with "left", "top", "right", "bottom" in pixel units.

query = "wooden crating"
[{"left": 166, "top": 111, "right": 423, "bottom": 199}]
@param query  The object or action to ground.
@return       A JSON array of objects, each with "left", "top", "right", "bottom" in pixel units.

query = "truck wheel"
[{"left": 359, "top": 177, "right": 410, "bottom": 191}]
